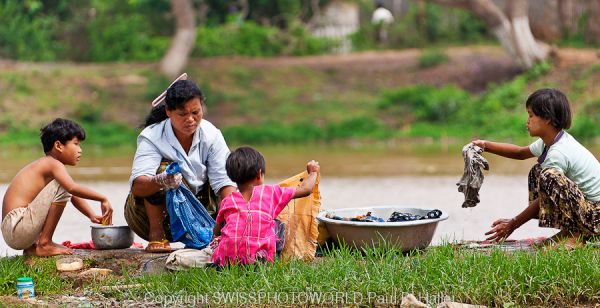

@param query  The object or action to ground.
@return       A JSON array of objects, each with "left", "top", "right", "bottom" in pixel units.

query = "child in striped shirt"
[{"left": 211, "top": 146, "right": 319, "bottom": 265}]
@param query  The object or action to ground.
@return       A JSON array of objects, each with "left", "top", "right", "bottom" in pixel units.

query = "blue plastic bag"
[{"left": 165, "top": 162, "right": 215, "bottom": 249}]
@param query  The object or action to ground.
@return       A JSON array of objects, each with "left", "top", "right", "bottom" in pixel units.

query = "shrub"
[
  {"left": 378, "top": 85, "right": 471, "bottom": 123},
  {"left": 87, "top": 14, "right": 170, "bottom": 62},
  {"left": 0, "top": 2, "right": 62, "bottom": 61},
  {"left": 571, "top": 99, "right": 600, "bottom": 140},
  {"left": 418, "top": 49, "right": 449, "bottom": 68},
  {"left": 351, "top": 2, "right": 490, "bottom": 51},
  {"left": 194, "top": 21, "right": 337, "bottom": 58}
]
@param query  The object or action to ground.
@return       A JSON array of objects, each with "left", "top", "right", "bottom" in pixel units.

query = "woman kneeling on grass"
[
  {"left": 126, "top": 76, "right": 236, "bottom": 253},
  {"left": 474, "top": 88, "right": 600, "bottom": 248}
]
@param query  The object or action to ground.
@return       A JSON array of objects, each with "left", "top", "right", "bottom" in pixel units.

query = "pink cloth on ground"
[{"left": 212, "top": 185, "right": 295, "bottom": 265}]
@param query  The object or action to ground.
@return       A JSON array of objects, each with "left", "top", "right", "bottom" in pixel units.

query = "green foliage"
[
  {"left": 375, "top": 69, "right": 553, "bottom": 142},
  {"left": 86, "top": 14, "right": 169, "bottom": 62},
  {"left": 418, "top": 49, "right": 449, "bottom": 68},
  {"left": 352, "top": 2, "right": 490, "bottom": 51},
  {"left": 0, "top": 1, "right": 63, "bottom": 61},
  {"left": 571, "top": 99, "right": 600, "bottom": 141},
  {"left": 524, "top": 61, "right": 554, "bottom": 81},
  {"left": 83, "top": 122, "right": 139, "bottom": 147},
  {"left": 0, "top": 122, "right": 138, "bottom": 147},
  {"left": 222, "top": 117, "right": 389, "bottom": 144},
  {"left": 203, "top": 0, "right": 322, "bottom": 27},
  {"left": 194, "top": 21, "right": 337, "bottom": 57},
  {"left": 378, "top": 85, "right": 471, "bottom": 123},
  {"left": 195, "top": 22, "right": 281, "bottom": 57},
  {"left": 0, "top": 127, "right": 41, "bottom": 147}
]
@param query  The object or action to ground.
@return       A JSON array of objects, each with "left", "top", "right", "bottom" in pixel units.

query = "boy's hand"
[
  {"left": 307, "top": 160, "right": 320, "bottom": 174},
  {"left": 100, "top": 200, "right": 113, "bottom": 225},
  {"left": 152, "top": 171, "right": 183, "bottom": 190},
  {"left": 89, "top": 214, "right": 103, "bottom": 224}
]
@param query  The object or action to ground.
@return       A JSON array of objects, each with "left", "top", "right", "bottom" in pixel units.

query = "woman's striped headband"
[{"left": 151, "top": 73, "right": 188, "bottom": 107}]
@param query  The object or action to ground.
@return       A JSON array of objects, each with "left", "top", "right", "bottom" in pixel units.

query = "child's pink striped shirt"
[{"left": 212, "top": 184, "right": 295, "bottom": 265}]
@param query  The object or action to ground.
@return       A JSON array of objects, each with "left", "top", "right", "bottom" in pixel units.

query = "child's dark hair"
[
  {"left": 143, "top": 79, "right": 206, "bottom": 128},
  {"left": 40, "top": 118, "right": 86, "bottom": 154},
  {"left": 226, "top": 146, "right": 266, "bottom": 184},
  {"left": 525, "top": 88, "right": 572, "bottom": 130}
]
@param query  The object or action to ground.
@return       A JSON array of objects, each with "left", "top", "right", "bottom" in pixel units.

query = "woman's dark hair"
[
  {"left": 226, "top": 146, "right": 266, "bottom": 185},
  {"left": 525, "top": 88, "right": 572, "bottom": 130},
  {"left": 40, "top": 118, "right": 86, "bottom": 154},
  {"left": 143, "top": 79, "right": 206, "bottom": 128}
]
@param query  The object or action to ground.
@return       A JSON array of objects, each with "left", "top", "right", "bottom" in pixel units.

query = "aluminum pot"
[{"left": 91, "top": 225, "right": 134, "bottom": 250}]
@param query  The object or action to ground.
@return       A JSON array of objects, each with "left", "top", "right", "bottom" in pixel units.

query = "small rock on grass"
[{"left": 78, "top": 268, "right": 113, "bottom": 280}]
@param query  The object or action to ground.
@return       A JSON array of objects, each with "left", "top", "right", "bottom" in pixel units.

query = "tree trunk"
[
  {"left": 390, "top": 0, "right": 404, "bottom": 18},
  {"left": 505, "top": 0, "right": 549, "bottom": 68},
  {"left": 159, "top": 0, "right": 197, "bottom": 78},
  {"left": 429, "top": 0, "right": 548, "bottom": 68},
  {"left": 197, "top": 0, "right": 209, "bottom": 25},
  {"left": 558, "top": 0, "right": 577, "bottom": 36},
  {"left": 415, "top": 0, "right": 427, "bottom": 33},
  {"left": 238, "top": 0, "right": 249, "bottom": 21},
  {"left": 587, "top": 0, "right": 600, "bottom": 44}
]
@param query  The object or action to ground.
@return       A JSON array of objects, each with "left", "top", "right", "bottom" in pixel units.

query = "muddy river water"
[{"left": 1, "top": 145, "right": 575, "bottom": 256}]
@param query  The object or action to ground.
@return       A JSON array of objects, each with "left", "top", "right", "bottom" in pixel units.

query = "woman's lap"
[
  {"left": 125, "top": 161, "right": 218, "bottom": 241},
  {"left": 529, "top": 164, "right": 600, "bottom": 235},
  {"left": 124, "top": 191, "right": 173, "bottom": 242}
]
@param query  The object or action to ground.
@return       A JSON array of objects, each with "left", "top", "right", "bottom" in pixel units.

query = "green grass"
[{"left": 2, "top": 244, "right": 600, "bottom": 306}]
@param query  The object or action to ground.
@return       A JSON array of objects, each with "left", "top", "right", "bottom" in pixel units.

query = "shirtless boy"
[{"left": 1, "top": 118, "right": 113, "bottom": 256}]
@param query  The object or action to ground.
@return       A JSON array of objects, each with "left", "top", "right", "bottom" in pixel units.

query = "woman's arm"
[
  {"left": 130, "top": 137, "right": 164, "bottom": 197},
  {"left": 218, "top": 186, "right": 236, "bottom": 200},
  {"left": 472, "top": 140, "right": 534, "bottom": 160},
  {"left": 206, "top": 131, "right": 238, "bottom": 198},
  {"left": 131, "top": 176, "right": 163, "bottom": 197},
  {"left": 485, "top": 198, "right": 540, "bottom": 241}
]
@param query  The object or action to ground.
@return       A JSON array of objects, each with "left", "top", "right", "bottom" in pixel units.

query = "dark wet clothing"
[
  {"left": 457, "top": 144, "right": 489, "bottom": 208},
  {"left": 529, "top": 164, "right": 600, "bottom": 236}
]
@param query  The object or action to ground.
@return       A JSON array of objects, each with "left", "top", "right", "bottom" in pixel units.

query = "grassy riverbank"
[
  {"left": 1, "top": 244, "right": 600, "bottom": 306},
  {"left": 2, "top": 47, "right": 600, "bottom": 149}
]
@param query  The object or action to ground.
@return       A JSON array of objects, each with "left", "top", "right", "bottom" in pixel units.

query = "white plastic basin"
[{"left": 317, "top": 206, "right": 449, "bottom": 251}]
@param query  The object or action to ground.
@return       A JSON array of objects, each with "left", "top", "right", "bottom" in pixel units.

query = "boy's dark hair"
[
  {"left": 143, "top": 79, "right": 206, "bottom": 128},
  {"left": 525, "top": 88, "right": 572, "bottom": 130},
  {"left": 40, "top": 118, "right": 86, "bottom": 154},
  {"left": 226, "top": 146, "right": 266, "bottom": 184}
]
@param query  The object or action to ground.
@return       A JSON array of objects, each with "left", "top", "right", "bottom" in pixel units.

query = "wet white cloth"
[
  {"left": 165, "top": 248, "right": 213, "bottom": 271},
  {"left": 129, "top": 119, "right": 235, "bottom": 195}
]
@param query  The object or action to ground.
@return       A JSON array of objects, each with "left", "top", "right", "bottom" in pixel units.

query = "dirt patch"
[{"left": 70, "top": 248, "right": 169, "bottom": 276}]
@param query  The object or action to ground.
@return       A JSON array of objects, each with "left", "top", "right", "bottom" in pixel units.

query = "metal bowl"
[
  {"left": 91, "top": 225, "right": 134, "bottom": 250},
  {"left": 317, "top": 206, "right": 448, "bottom": 251}
]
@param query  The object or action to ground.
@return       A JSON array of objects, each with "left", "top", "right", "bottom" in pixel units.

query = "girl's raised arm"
[{"left": 472, "top": 140, "right": 534, "bottom": 160}]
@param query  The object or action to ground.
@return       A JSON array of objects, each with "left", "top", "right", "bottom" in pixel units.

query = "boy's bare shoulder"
[
  {"left": 32, "top": 155, "right": 63, "bottom": 169},
  {"left": 17, "top": 156, "right": 65, "bottom": 178}
]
